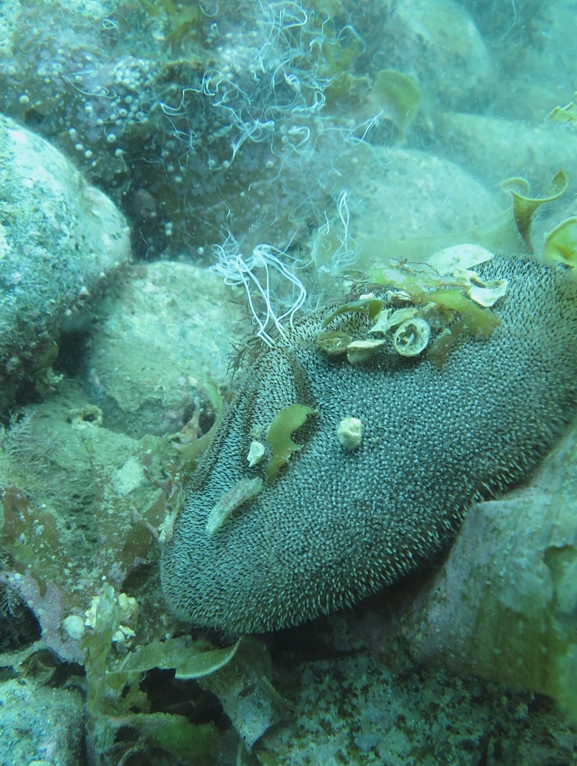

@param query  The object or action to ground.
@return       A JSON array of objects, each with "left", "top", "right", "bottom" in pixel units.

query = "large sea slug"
[{"left": 160, "top": 254, "right": 577, "bottom": 634}]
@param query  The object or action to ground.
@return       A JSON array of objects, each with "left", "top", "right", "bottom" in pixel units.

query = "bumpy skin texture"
[{"left": 161, "top": 256, "right": 577, "bottom": 634}]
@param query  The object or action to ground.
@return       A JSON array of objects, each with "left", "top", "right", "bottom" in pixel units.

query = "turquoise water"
[{"left": 0, "top": 1, "right": 577, "bottom": 764}]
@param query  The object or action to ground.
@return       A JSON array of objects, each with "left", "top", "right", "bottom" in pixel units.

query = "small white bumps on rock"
[{"left": 336, "top": 417, "right": 363, "bottom": 450}]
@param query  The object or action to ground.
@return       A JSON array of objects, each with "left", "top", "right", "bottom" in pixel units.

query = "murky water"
[{"left": 1, "top": 1, "right": 576, "bottom": 764}]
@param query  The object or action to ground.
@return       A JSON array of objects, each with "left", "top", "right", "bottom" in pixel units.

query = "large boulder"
[
  {"left": 0, "top": 113, "right": 130, "bottom": 412},
  {"left": 85, "top": 261, "right": 246, "bottom": 438}
]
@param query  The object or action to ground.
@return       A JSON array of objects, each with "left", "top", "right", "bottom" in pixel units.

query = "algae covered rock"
[
  {"left": 0, "top": 678, "right": 84, "bottom": 766},
  {"left": 160, "top": 254, "right": 577, "bottom": 635},
  {"left": 0, "top": 113, "right": 130, "bottom": 413},
  {"left": 403, "top": 420, "right": 577, "bottom": 721},
  {"left": 86, "top": 261, "right": 245, "bottom": 437},
  {"left": 256, "top": 635, "right": 577, "bottom": 766}
]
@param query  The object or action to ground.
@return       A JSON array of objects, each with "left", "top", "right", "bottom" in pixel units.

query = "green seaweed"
[
  {"left": 544, "top": 217, "right": 577, "bottom": 268},
  {"left": 367, "top": 69, "right": 421, "bottom": 138},
  {"left": 550, "top": 93, "right": 577, "bottom": 128},
  {"left": 500, "top": 170, "right": 568, "bottom": 252},
  {"left": 266, "top": 404, "right": 318, "bottom": 481},
  {"left": 117, "top": 713, "right": 221, "bottom": 766},
  {"left": 83, "top": 584, "right": 239, "bottom": 763},
  {"left": 427, "top": 321, "right": 466, "bottom": 369},
  {"left": 112, "top": 634, "right": 242, "bottom": 679},
  {"left": 322, "top": 296, "right": 385, "bottom": 327},
  {"left": 425, "top": 290, "right": 500, "bottom": 337}
]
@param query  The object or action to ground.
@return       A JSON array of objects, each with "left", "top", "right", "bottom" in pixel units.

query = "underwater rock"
[
  {"left": 160, "top": 255, "right": 577, "bottom": 634},
  {"left": 383, "top": 0, "right": 492, "bottom": 109},
  {"left": 437, "top": 112, "right": 577, "bottom": 194},
  {"left": 256, "top": 635, "right": 577, "bottom": 766},
  {"left": 86, "top": 261, "right": 245, "bottom": 437},
  {"left": 0, "top": 678, "right": 84, "bottom": 766},
  {"left": 402, "top": 420, "right": 577, "bottom": 720},
  {"left": 328, "top": 145, "right": 502, "bottom": 269},
  {"left": 0, "top": 113, "right": 129, "bottom": 414}
]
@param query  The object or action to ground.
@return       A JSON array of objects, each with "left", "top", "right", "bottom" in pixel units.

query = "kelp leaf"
[
  {"left": 322, "top": 297, "right": 385, "bottom": 326},
  {"left": 500, "top": 170, "right": 568, "bottom": 252},
  {"left": 175, "top": 640, "right": 242, "bottom": 680},
  {"left": 550, "top": 94, "right": 577, "bottom": 128},
  {"left": 368, "top": 70, "right": 421, "bottom": 138},
  {"left": 266, "top": 404, "right": 318, "bottom": 481},
  {"left": 111, "top": 635, "right": 242, "bottom": 680},
  {"left": 112, "top": 635, "right": 193, "bottom": 675},
  {"left": 112, "top": 712, "right": 222, "bottom": 766},
  {"left": 544, "top": 217, "right": 577, "bottom": 268},
  {"left": 426, "top": 290, "right": 500, "bottom": 336}
]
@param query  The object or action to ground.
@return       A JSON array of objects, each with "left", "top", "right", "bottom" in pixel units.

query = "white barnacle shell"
[
  {"left": 393, "top": 317, "right": 431, "bottom": 357},
  {"left": 346, "top": 338, "right": 386, "bottom": 365},
  {"left": 336, "top": 417, "right": 363, "bottom": 450},
  {"left": 247, "top": 440, "right": 265, "bottom": 467}
]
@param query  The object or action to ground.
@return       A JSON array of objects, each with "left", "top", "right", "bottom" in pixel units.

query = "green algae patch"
[
  {"left": 500, "top": 170, "right": 568, "bottom": 252},
  {"left": 322, "top": 296, "right": 385, "bottom": 327},
  {"left": 368, "top": 261, "right": 501, "bottom": 334},
  {"left": 122, "top": 714, "right": 222, "bottom": 766},
  {"left": 550, "top": 93, "right": 577, "bottom": 128},
  {"left": 365, "top": 259, "right": 503, "bottom": 366},
  {"left": 426, "top": 289, "right": 501, "bottom": 336},
  {"left": 82, "top": 584, "right": 230, "bottom": 764},
  {"left": 112, "top": 634, "right": 242, "bottom": 680},
  {"left": 266, "top": 404, "right": 318, "bottom": 481},
  {"left": 544, "top": 217, "right": 577, "bottom": 269},
  {"left": 368, "top": 69, "right": 421, "bottom": 138}
]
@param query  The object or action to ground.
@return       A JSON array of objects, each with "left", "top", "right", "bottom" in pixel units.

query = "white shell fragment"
[
  {"left": 368, "top": 309, "right": 392, "bottom": 335},
  {"left": 427, "top": 244, "right": 495, "bottom": 275},
  {"left": 393, "top": 317, "right": 431, "bottom": 357},
  {"left": 369, "top": 307, "right": 418, "bottom": 335},
  {"left": 388, "top": 307, "right": 419, "bottom": 328},
  {"left": 468, "top": 278, "right": 508, "bottom": 308},
  {"left": 336, "top": 417, "right": 363, "bottom": 450},
  {"left": 346, "top": 338, "right": 386, "bottom": 365},
  {"left": 247, "top": 440, "right": 265, "bottom": 467},
  {"left": 206, "top": 477, "right": 263, "bottom": 535}
]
